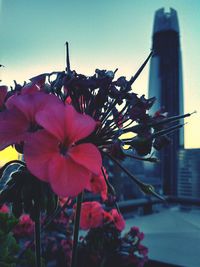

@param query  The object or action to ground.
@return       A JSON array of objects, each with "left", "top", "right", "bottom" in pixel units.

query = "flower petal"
[
  {"left": 36, "top": 103, "right": 97, "bottom": 143},
  {"left": 24, "top": 130, "right": 91, "bottom": 196},
  {"left": 110, "top": 209, "right": 125, "bottom": 231},
  {"left": 21, "top": 83, "right": 40, "bottom": 95},
  {"left": 69, "top": 143, "right": 102, "bottom": 175},
  {"left": 86, "top": 168, "right": 108, "bottom": 201},
  {"left": 36, "top": 100, "right": 65, "bottom": 141},
  {"left": 0, "top": 109, "right": 28, "bottom": 150},
  {"left": 80, "top": 201, "right": 104, "bottom": 230},
  {"left": 64, "top": 104, "right": 97, "bottom": 143},
  {"left": 24, "top": 130, "right": 59, "bottom": 181},
  {"left": 48, "top": 155, "right": 91, "bottom": 197},
  {"left": 7, "top": 92, "right": 62, "bottom": 124}
]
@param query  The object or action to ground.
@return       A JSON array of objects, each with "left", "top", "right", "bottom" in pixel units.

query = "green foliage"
[
  {"left": 0, "top": 211, "right": 43, "bottom": 267},
  {"left": 0, "top": 213, "right": 19, "bottom": 266}
]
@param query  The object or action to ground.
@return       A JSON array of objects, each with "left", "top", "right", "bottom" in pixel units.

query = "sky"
[{"left": 0, "top": 0, "right": 199, "bottom": 149}]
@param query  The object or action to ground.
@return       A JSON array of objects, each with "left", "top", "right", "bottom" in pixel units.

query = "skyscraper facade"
[
  {"left": 178, "top": 149, "right": 200, "bottom": 198},
  {"left": 148, "top": 8, "right": 184, "bottom": 195}
]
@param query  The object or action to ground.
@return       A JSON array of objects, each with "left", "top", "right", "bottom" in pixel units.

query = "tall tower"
[{"left": 148, "top": 8, "right": 184, "bottom": 195}]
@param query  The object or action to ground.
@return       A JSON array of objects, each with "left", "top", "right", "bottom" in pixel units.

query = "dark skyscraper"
[{"left": 148, "top": 8, "right": 184, "bottom": 195}]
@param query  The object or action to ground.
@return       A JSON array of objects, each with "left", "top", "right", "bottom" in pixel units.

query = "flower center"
[
  {"left": 59, "top": 142, "right": 68, "bottom": 156},
  {"left": 28, "top": 121, "right": 38, "bottom": 132}
]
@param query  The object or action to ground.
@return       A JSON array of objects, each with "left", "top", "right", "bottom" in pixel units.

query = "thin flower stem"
[
  {"left": 102, "top": 103, "right": 128, "bottom": 129},
  {"left": 66, "top": 42, "right": 71, "bottom": 73},
  {"left": 124, "top": 153, "right": 159, "bottom": 163},
  {"left": 101, "top": 166, "right": 115, "bottom": 196},
  {"left": 99, "top": 52, "right": 153, "bottom": 124},
  {"left": 17, "top": 198, "right": 71, "bottom": 262},
  {"left": 122, "top": 112, "right": 193, "bottom": 135},
  {"left": 151, "top": 123, "right": 185, "bottom": 138},
  {"left": 148, "top": 112, "right": 193, "bottom": 128},
  {"left": 42, "top": 197, "right": 71, "bottom": 229},
  {"left": 104, "top": 152, "right": 143, "bottom": 187},
  {"left": 71, "top": 192, "right": 83, "bottom": 267},
  {"left": 34, "top": 199, "right": 41, "bottom": 267},
  {"left": 104, "top": 152, "right": 165, "bottom": 201},
  {"left": 100, "top": 256, "right": 107, "bottom": 267},
  {"left": 100, "top": 115, "right": 131, "bottom": 138},
  {"left": 100, "top": 99, "right": 118, "bottom": 124},
  {"left": 128, "top": 51, "right": 153, "bottom": 86},
  {"left": 101, "top": 167, "right": 120, "bottom": 213}
]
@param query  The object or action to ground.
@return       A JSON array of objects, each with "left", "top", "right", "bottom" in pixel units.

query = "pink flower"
[
  {"left": 0, "top": 92, "right": 61, "bottom": 151},
  {"left": 65, "top": 96, "right": 72, "bottom": 104},
  {"left": 130, "top": 226, "right": 144, "bottom": 240},
  {"left": 138, "top": 244, "right": 148, "bottom": 256},
  {"left": 0, "top": 85, "right": 7, "bottom": 109},
  {"left": 0, "top": 204, "right": 9, "bottom": 213},
  {"left": 6, "top": 91, "right": 60, "bottom": 127},
  {"left": 103, "top": 211, "right": 113, "bottom": 223},
  {"left": 131, "top": 226, "right": 139, "bottom": 232},
  {"left": 13, "top": 214, "right": 34, "bottom": 237},
  {"left": 0, "top": 108, "right": 30, "bottom": 150},
  {"left": 24, "top": 103, "right": 102, "bottom": 197},
  {"left": 79, "top": 201, "right": 104, "bottom": 230},
  {"left": 86, "top": 168, "right": 108, "bottom": 201},
  {"left": 110, "top": 209, "right": 125, "bottom": 231}
]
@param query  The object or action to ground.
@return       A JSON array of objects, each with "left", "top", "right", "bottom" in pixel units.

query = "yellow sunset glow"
[{"left": 0, "top": 146, "right": 19, "bottom": 167}]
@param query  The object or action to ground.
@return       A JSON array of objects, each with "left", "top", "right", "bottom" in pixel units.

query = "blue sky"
[{"left": 0, "top": 0, "right": 199, "bottom": 148}]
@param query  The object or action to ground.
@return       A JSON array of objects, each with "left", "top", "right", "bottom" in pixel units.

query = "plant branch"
[
  {"left": 34, "top": 199, "right": 41, "bottom": 267},
  {"left": 17, "top": 198, "right": 71, "bottom": 262},
  {"left": 104, "top": 152, "right": 165, "bottom": 202},
  {"left": 71, "top": 192, "right": 83, "bottom": 267}
]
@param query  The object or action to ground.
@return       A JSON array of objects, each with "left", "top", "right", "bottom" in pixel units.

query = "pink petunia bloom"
[
  {"left": 86, "top": 168, "right": 108, "bottom": 201},
  {"left": 0, "top": 92, "right": 61, "bottom": 151},
  {"left": 79, "top": 201, "right": 104, "bottom": 230},
  {"left": 24, "top": 103, "right": 102, "bottom": 197},
  {"left": 110, "top": 209, "right": 125, "bottom": 231}
]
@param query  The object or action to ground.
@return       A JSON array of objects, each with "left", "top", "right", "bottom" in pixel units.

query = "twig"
[{"left": 71, "top": 192, "right": 83, "bottom": 267}]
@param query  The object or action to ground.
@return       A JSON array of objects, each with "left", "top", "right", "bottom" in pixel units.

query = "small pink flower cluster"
[
  {"left": 0, "top": 204, "right": 34, "bottom": 237},
  {"left": 0, "top": 203, "right": 10, "bottom": 213},
  {"left": 79, "top": 201, "right": 125, "bottom": 231},
  {"left": 129, "top": 226, "right": 148, "bottom": 257},
  {"left": 13, "top": 214, "right": 34, "bottom": 238}
]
